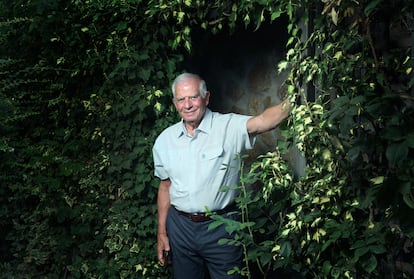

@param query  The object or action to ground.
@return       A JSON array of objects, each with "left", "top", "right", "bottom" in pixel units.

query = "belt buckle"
[{"left": 189, "top": 212, "right": 210, "bottom": 222}]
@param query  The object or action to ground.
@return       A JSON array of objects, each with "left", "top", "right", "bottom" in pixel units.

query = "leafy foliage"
[
  {"left": 218, "top": 1, "right": 414, "bottom": 278},
  {"left": 1, "top": 0, "right": 413, "bottom": 278}
]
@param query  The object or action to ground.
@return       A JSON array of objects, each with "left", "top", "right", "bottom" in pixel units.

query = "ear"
[{"left": 204, "top": 91, "right": 210, "bottom": 106}]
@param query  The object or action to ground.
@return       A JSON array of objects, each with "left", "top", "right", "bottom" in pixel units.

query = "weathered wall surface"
[{"left": 185, "top": 20, "right": 305, "bottom": 176}]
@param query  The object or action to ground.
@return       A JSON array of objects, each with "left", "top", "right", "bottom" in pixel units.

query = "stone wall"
[{"left": 184, "top": 20, "right": 305, "bottom": 176}]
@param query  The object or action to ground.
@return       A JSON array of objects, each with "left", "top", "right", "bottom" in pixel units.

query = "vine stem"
[{"left": 239, "top": 160, "right": 266, "bottom": 278}]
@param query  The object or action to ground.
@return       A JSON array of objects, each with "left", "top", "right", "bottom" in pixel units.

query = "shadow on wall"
[
  {"left": 186, "top": 19, "right": 288, "bottom": 113},
  {"left": 183, "top": 17, "right": 306, "bottom": 177}
]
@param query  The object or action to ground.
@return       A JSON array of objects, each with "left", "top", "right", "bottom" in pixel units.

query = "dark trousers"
[{"left": 166, "top": 207, "right": 243, "bottom": 279}]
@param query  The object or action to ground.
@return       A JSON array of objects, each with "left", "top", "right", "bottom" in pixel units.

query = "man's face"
[{"left": 173, "top": 77, "right": 210, "bottom": 127}]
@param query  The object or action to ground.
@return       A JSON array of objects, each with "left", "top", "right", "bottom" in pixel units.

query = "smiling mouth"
[{"left": 184, "top": 110, "right": 196, "bottom": 115}]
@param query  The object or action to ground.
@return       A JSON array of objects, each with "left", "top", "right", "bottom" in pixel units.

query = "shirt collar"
[{"left": 176, "top": 108, "right": 212, "bottom": 138}]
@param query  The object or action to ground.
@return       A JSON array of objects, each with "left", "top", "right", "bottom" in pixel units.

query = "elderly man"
[{"left": 152, "top": 72, "right": 290, "bottom": 278}]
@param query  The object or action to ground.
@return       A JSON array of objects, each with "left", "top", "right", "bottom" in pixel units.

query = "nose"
[{"left": 183, "top": 98, "right": 193, "bottom": 108}]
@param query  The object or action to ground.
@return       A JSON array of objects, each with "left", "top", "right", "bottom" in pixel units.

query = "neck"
[
  {"left": 184, "top": 120, "right": 199, "bottom": 136},
  {"left": 183, "top": 109, "right": 206, "bottom": 136}
]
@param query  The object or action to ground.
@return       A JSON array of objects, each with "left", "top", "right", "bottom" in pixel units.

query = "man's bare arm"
[
  {"left": 247, "top": 100, "right": 290, "bottom": 135},
  {"left": 157, "top": 178, "right": 171, "bottom": 265}
]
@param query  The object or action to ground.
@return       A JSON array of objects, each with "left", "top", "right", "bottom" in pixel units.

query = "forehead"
[{"left": 175, "top": 78, "right": 200, "bottom": 95}]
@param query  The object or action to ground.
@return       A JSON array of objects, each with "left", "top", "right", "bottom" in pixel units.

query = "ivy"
[{"left": 1, "top": 0, "right": 414, "bottom": 278}]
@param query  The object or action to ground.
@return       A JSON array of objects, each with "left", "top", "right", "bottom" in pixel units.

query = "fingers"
[
  {"left": 162, "top": 249, "right": 172, "bottom": 265},
  {"left": 157, "top": 234, "right": 170, "bottom": 266},
  {"left": 158, "top": 248, "right": 164, "bottom": 265}
]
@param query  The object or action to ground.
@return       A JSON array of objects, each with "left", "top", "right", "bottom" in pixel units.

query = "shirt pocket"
[{"left": 200, "top": 145, "right": 223, "bottom": 161}]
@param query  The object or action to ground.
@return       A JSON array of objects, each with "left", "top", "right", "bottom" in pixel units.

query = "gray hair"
[{"left": 171, "top": 73, "right": 208, "bottom": 99}]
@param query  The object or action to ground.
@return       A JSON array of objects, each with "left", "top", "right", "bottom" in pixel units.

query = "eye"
[
  {"left": 176, "top": 97, "right": 185, "bottom": 103},
  {"left": 174, "top": 94, "right": 200, "bottom": 104}
]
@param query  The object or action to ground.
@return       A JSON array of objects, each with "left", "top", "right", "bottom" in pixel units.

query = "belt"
[{"left": 175, "top": 203, "right": 237, "bottom": 222}]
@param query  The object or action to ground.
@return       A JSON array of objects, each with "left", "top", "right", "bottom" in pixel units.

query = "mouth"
[{"left": 183, "top": 110, "right": 197, "bottom": 116}]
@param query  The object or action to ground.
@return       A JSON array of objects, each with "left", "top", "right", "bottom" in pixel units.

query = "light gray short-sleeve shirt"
[{"left": 153, "top": 109, "right": 255, "bottom": 213}]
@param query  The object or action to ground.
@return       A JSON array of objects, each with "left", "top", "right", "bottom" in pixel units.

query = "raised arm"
[{"left": 247, "top": 100, "right": 291, "bottom": 136}]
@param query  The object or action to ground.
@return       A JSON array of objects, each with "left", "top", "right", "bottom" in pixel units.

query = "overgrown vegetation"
[{"left": 1, "top": 0, "right": 413, "bottom": 278}]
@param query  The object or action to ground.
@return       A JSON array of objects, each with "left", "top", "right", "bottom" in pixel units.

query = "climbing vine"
[
  {"left": 232, "top": 0, "right": 414, "bottom": 278},
  {"left": 1, "top": 0, "right": 413, "bottom": 278}
]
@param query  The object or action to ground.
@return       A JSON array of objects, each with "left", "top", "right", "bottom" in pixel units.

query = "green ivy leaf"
[
  {"left": 280, "top": 241, "right": 292, "bottom": 258},
  {"left": 364, "top": 0, "right": 383, "bottom": 17},
  {"left": 386, "top": 142, "right": 408, "bottom": 166},
  {"left": 361, "top": 254, "right": 377, "bottom": 273},
  {"left": 322, "top": 260, "right": 332, "bottom": 275},
  {"left": 370, "top": 244, "right": 386, "bottom": 254},
  {"left": 399, "top": 182, "right": 414, "bottom": 209},
  {"left": 271, "top": 9, "right": 283, "bottom": 21}
]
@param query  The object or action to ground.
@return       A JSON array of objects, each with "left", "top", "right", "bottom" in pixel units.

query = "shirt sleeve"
[
  {"left": 232, "top": 114, "right": 256, "bottom": 151},
  {"left": 152, "top": 143, "right": 170, "bottom": 180},
  {"left": 244, "top": 116, "right": 256, "bottom": 150}
]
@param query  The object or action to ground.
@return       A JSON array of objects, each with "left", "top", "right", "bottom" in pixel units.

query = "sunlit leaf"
[
  {"left": 331, "top": 8, "right": 338, "bottom": 25},
  {"left": 369, "top": 176, "right": 384, "bottom": 185}
]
